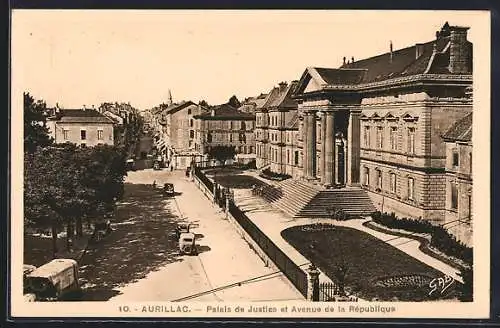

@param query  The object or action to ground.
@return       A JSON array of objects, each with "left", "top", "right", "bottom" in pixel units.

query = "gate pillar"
[{"left": 307, "top": 264, "right": 320, "bottom": 301}]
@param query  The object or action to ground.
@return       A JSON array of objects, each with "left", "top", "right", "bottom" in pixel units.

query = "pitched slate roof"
[
  {"left": 164, "top": 101, "right": 197, "bottom": 115},
  {"left": 256, "top": 87, "right": 281, "bottom": 111},
  {"left": 49, "top": 109, "right": 114, "bottom": 124},
  {"left": 268, "top": 81, "right": 299, "bottom": 109},
  {"left": 442, "top": 112, "right": 472, "bottom": 142},
  {"left": 194, "top": 103, "right": 255, "bottom": 120},
  {"left": 296, "top": 23, "right": 472, "bottom": 94}
]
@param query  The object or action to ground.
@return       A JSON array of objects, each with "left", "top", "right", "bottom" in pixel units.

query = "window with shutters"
[
  {"left": 376, "top": 127, "right": 383, "bottom": 148},
  {"left": 364, "top": 126, "right": 370, "bottom": 147},
  {"left": 408, "top": 177, "right": 415, "bottom": 200},
  {"left": 451, "top": 183, "right": 458, "bottom": 210},
  {"left": 408, "top": 127, "right": 415, "bottom": 154},
  {"left": 390, "top": 173, "right": 397, "bottom": 193},
  {"left": 390, "top": 127, "right": 398, "bottom": 150}
]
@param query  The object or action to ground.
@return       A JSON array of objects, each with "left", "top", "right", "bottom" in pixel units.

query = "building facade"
[
  {"left": 152, "top": 101, "right": 204, "bottom": 169},
  {"left": 442, "top": 112, "right": 473, "bottom": 246},
  {"left": 193, "top": 104, "right": 256, "bottom": 165},
  {"left": 255, "top": 81, "right": 301, "bottom": 177},
  {"left": 46, "top": 108, "right": 115, "bottom": 147},
  {"left": 282, "top": 22, "right": 472, "bottom": 230}
]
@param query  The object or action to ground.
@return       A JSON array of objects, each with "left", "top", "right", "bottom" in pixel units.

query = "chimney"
[
  {"left": 278, "top": 81, "right": 287, "bottom": 92},
  {"left": 449, "top": 26, "right": 470, "bottom": 74},
  {"left": 82, "top": 105, "right": 86, "bottom": 111},
  {"left": 351, "top": 56, "right": 354, "bottom": 63},
  {"left": 415, "top": 43, "right": 424, "bottom": 59},
  {"left": 389, "top": 41, "right": 393, "bottom": 63},
  {"left": 343, "top": 56, "right": 346, "bottom": 65},
  {"left": 91, "top": 105, "right": 95, "bottom": 111},
  {"left": 211, "top": 108, "right": 216, "bottom": 117}
]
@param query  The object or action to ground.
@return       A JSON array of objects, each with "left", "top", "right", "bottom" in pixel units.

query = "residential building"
[
  {"left": 255, "top": 81, "right": 301, "bottom": 177},
  {"left": 285, "top": 21, "right": 472, "bottom": 235},
  {"left": 442, "top": 112, "right": 473, "bottom": 246},
  {"left": 153, "top": 101, "right": 204, "bottom": 169},
  {"left": 193, "top": 103, "right": 256, "bottom": 165},
  {"left": 46, "top": 107, "right": 115, "bottom": 147},
  {"left": 238, "top": 94, "right": 268, "bottom": 114}
]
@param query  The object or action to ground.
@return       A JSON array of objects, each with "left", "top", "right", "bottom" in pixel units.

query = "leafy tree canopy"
[
  {"left": 207, "top": 145, "right": 237, "bottom": 165},
  {"left": 24, "top": 92, "right": 53, "bottom": 153},
  {"left": 228, "top": 95, "right": 241, "bottom": 108}
]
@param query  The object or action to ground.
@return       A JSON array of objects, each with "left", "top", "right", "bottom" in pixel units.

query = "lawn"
[
  {"left": 204, "top": 169, "right": 267, "bottom": 190},
  {"left": 281, "top": 223, "right": 460, "bottom": 301}
]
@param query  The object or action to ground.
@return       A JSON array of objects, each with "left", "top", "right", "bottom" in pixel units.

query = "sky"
[{"left": 11, "top": 10, "right": 489, "bottom": 110}]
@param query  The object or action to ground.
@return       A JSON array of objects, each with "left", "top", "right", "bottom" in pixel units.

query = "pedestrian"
[
  {"left": 170, "top": 166, "right": 173, "bottom": 172},
  {"left": 153, "top": 180, "right": 156, "bottom": 188}
]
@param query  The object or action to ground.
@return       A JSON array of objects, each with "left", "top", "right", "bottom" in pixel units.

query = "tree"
[
  {"left": 24, "top": 143, "right": 128, "bottom": 254},
  {"left": 458, "top": 266, "right": 473, "bottom": 302},
  {"left": 199, "top": 100, "right": 209, "bottom": 107},
  {"left": 207, "top": 145, "right": 237, "bottom": 166},
  {"left": 228, "top": 95, "right": 241, "bottom": 108},
  {"left": 24, "top": 92, "right": 53, "bottom": 153}
]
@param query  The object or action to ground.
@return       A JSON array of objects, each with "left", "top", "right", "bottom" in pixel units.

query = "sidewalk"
[{"left": 233, "top": 189, "right": 463, "bottom": 285}]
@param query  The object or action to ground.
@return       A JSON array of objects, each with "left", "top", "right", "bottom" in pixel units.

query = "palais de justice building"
[{"left": 256, "top": 22, "right": 473, "bottom": 243}]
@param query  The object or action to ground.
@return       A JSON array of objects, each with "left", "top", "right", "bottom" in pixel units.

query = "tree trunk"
[
  {"left": 76, "top": 216, "right": 83, "bottom": 237},
  {"left": 51, "top": 221, "right": 58, "bottom": 258},
  {"left": 66, "top": 218, "right": 74, "bottom": 251}
]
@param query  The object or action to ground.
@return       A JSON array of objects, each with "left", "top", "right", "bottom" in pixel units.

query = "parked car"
[
  {"left": 23, "top": 264, "right": 37, "bottom": 293},
  {"left": 126, "top": 159, "right": 136, "bottom": 171},
  {"left": 178, "top": 232, "right": 197, "bottom": 255},
  {"left": 25, "top": 259, "right": 81, "bottom": 301},
  {"left": 175, "top": 222, "right": 190, "bottom": 240},
  {"left": 163, "top": 183, "right": 175, "bottom": 197},
  {"left": 153, "top": 161, "right": 161, "bottom": 170}
]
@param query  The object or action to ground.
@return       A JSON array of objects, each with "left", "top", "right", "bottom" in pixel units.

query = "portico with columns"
[{"left": 297, "top": 97, "right": 359, "bottom": 188}]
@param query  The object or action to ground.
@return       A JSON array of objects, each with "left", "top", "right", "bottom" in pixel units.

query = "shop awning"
[{"left": 156, "top": 139, "right": 166, "bottom": 150}]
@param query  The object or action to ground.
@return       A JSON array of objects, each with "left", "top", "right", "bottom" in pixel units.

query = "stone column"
[
  {"left": 343, "top": 138, "right": 348, "bottom": 186},
  {"left": 324, "top": 111, "right": 335, "bottom": 187},
  {"left": 347, "top": 110, "right": 361, "bottom": 186},
  {"left": 307, "top": 264, "right": 320, "bottom": 301},
  {"left": 302, "top": 113, "right": 309, "bottom": 178},
  {"left": 320, "top": 113, "right": 327, "bottom": 184},
  {"left": 305, "top": 110, "right": 317, "bottom": 180}
]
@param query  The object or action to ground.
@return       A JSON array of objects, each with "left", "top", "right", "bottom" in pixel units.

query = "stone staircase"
[
  {"left": 258, "top": 179, "right": 320, "bottom": 217},
  {"left": 258, "top": 179, "right": 376, "bottom": 218},
  {"left": 296, "top": 187, "right": 377, "bottom": 218}
]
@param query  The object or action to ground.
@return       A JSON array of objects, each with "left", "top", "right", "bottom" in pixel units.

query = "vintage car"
[
  {"left": 175, "top": 222, "right": 190, "bottom": 240},
  {"left": 178, "top": 232, "right": 197, "bottom": 255},
  {"left": 126, "top": 158, "right": 136, "bottom": 171},
  {"left": 163, "top": 183, "right": 175, "bottom": 197},
  {"left": 25, "top": 259, "right": 81, "bottom": 301},
  {"left": 23, "top": 264, "right": 37, "bottom": 293},
  {"left": 24, "top": 293, "right": 37, "bottom": 302}
]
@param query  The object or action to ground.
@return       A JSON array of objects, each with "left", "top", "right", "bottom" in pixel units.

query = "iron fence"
[
  {"left": 193, "top": 167, "right": 308, "bottom": 298},
  {"left": 228, "top": 202, "right": 308, "bottom": 298}
]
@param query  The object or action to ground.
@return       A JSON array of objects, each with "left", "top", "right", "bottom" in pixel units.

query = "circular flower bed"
[{"left": 372, "top": 274, "right": 434, "bottom": 289}]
